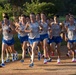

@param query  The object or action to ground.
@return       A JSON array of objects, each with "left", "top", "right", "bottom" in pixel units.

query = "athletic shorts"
[
  {"left": 68, "top": 40, "right": 76, "bottom": 43},
  {"left": 47, "top": 38, "right": 53, "bottom": 44},
  {"left": 2, "top": 38, "right": 15, "bottom": 46},
  {"left": 28, "top": 38, "right": 40, "bottom": 44},
  {"left": 52, "top": 36, "right": 62, "bottom": 44},
  {"left": 40, "top": 34, "right": 48, "bottom": 41},
  {"left": 18, "top": 34, "right": 28, "bottom": 43}
]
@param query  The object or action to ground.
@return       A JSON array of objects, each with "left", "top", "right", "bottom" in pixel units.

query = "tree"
[{"left": 23, "top": 0, "right": 56, "bottom": 16}]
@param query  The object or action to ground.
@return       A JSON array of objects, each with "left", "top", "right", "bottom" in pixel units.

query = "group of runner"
[{"left": 0, "top": 12, "right": 76, "bottom": 67}]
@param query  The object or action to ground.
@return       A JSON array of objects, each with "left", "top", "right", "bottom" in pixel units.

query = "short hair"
[
  {"left": 40, "top": 12, "right": 46, "bottom": 16},
  {"left": 65, "top": 13, "right": 70, "bottom": 17},
  {"left": 26, "top": 16, "right": 30, "bottom": 18},
  {"left": 69, "top": 15, "right": 74, "bottom": 18},
  {"left": 36, "top": 13, "right": 40, "bottom": 15},
  {"left": 54, "top": 14, "right": 59, "bottom": 18},
  {"left": 3, "top": 13, "right": 8, "bottom": 16},
  {"left": 3, "top": 16, "right": 9, "bottom": 20},
  {"left": 30, "top": 13, "right": 35, "bottom": 16},
  {"left": 21, "top": 14, "right": 26, "bottom": 18}
]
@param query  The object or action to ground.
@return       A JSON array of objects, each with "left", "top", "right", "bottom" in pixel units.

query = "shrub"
[{"left": 23, "top": 0, "right": 56, "bottom": 16}]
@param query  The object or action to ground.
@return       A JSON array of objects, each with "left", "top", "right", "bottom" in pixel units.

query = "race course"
[{"left": 0, "top": 46, "right": 76, "bottom": 75}]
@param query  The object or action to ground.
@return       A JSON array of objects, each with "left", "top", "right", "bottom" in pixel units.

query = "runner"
[
  {"left": 0, "top": 15, "right": 16, "bottom": 66},
  {"left": 2, "top": 13, "right": 18, "bottom": 63},
  {"left": 15, "top": 14, "right": 28, "bottom": 63},
  {"left": 47, "top": 22, "right": 53, "bottom": 62},
  {"left": 40, "top": 12, "right": 49, "bottom": 64},
  {"left": 25, "top": 13, "right": 42, "bottom": 67},
  {"left": 65, "top": 15, "right": 76, "bottom": 62},
  {"left": 51, "top": 14, "right": 63, "bottom": 64}
]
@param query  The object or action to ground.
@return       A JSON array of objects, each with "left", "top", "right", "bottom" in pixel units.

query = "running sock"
[
  {"left": 6, "top": 53, "right": 9, "bottom": 59},
  {"left": 14, "top": 52, "right": 18, "bottom": 60},
  {"left": 11, "top": 53, "right": 14, "bottom": 61},
  {"left": 31, "top": 53, "right": 34, "bottom": 63},
  {"left": 67, "top": 53, "right": 70, "bottom": 56},
  {"left": 22, "top": 50, "right": 25, "bottom": 59},
  {"left": 2, "top": 59, "right": 4, "bottom": 64}
]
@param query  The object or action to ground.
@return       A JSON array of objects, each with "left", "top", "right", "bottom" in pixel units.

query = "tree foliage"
[
  {"left": 0, "top": 0, "right": 76, "bottom": 20},
  {"left": 23, "top": 0, "right": 56, "bottom": 16}
]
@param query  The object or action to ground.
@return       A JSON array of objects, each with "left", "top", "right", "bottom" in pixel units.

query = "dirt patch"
[{"left": 0, "top": 46, "right": 76, "bottom": 75}]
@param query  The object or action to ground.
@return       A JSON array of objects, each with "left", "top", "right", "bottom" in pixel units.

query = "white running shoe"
[
  {"left": 6, "top": 59, "right": 10, "bottom": 63},
  {"left": 72, "top": 58, "right": 76, "bottom": 62},
  {"left": 14, "top": 52, "right": 18, "bottom": 61},
  {"left": 57, "top": 59, "right": 60, "bottom": 64},
  {"left": 1, "top": 63, "right": 5, "bottom": 67},
  {"left": 44, "top": 59, "right": 47, "bottom": 64},
  {"left": 29, "top": 63, "right": 34, "bottom": 67}
]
